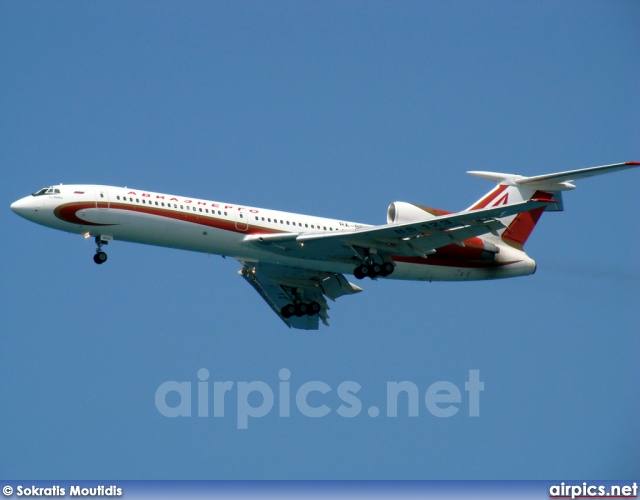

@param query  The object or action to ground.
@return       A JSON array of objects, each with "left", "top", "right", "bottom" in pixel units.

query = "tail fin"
[
  {"left": 499, "top": 201, "right": 547, "bottom": 249},
  {"left": 465, "top": 161, "right": 640, "bottom": 249},
  {"left": 464, "top": 172, "right": 560, "bottom": 249}
]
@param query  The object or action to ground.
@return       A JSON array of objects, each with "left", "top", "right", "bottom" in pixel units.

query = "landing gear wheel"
[
  {"left": 294, "top": 302, "right": 308, "bottom": 317},
  {"left": 354, "top": 264, "right": 369, "bottom": 280},
  {"left": 93, "top": 251, "right": 108, "bottom": 264},
  {"left": 93, "top": 235, "right": 109, "bottom": 265},
  {"left": 281, "top": 304, "right": 296, "bottom": 319},
  {"left": 308, "top": 301, "right": 321, "bottom": 316},
  {"left": 368, "top": 263, "right": 382, "bottom": 277},
  {"left": 380, "top": 262, "right": 394, "bottom": 277}
]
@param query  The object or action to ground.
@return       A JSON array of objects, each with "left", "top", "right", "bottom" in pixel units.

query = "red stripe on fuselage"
[
  {"left": 54, "top": 203, "right": 117, "bottom": 226},
  {"left": 393, "top": 254, "right": 519, "bottom": 269},
  {"left": 55, "top": 202, "right": 518, "bottom": 270},
  {"left": 392, "top": 237, "right": 518, "bottom": 268},
  {"left": 54, "top": 201, "right": 281, "bottom": 235}
]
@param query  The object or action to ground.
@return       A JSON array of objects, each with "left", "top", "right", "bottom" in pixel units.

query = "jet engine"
[{"left": 387, "top": 201, "right": 446, "bottom": 224}]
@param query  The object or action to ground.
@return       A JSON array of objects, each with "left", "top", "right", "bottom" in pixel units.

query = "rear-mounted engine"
[{"left": 387, "top": 201, "right": 449, "bottom": 224}]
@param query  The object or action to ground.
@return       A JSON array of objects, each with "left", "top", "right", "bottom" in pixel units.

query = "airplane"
[{"left": 10, "top": 161, "right": 639, "bottom": 330}]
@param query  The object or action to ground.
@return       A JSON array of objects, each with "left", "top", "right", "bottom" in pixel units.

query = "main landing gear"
[
  {"left": 353, "top": 260, "right": 394, "bottom": 280},
  {"left": 281, "top": 300, "right": 321, "bottom": 319},
  {"left": 93, "top": 235, "right": 109, "bottom": 265}
]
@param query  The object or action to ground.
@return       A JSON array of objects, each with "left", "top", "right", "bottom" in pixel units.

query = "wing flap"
[
  {"left": 239, "top": 264, "right": 321, "bottom": 329},
  {"left": 397, "top": 221, "right": 507, "bottom": 256},
  {"left": 238, "top": 262, "right": 361, "bottom": 330}
]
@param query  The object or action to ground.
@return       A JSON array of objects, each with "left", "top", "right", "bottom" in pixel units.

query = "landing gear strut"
[{"left": 93, "top": 235, "right": 108, "bottom": 265}]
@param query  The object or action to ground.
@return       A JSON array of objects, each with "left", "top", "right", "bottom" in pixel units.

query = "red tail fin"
[{"left": 501, "top": 190, "right": 550, "bottom": 249}]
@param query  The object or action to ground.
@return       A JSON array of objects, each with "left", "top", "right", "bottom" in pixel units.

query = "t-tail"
[{"left": 465, "top": 162, "right": 640, "bottom": 250}]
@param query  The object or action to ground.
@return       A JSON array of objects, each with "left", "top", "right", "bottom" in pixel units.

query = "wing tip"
[{"left": 625, "top": 161, "right": 640, "bottom": 166}]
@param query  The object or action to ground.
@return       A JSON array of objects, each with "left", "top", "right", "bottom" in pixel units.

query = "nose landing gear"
[
  {"left": 93, "top": 235, "right": 111, "bottom": 265},
  {"left": 93, "top": 251, "right": 108, "bottom": 264}
]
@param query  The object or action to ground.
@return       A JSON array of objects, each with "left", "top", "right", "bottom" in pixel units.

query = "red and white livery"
[{"left": 11, "top": 162, "right": 639, "bottom": 329}]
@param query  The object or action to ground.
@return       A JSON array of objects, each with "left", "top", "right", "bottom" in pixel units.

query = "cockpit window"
[{"left": 32, "top": 187, "right": 60, "bottom": 196}]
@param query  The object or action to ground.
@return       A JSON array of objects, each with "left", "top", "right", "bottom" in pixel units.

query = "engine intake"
[{"left": 387, "top": 202, "right": 450, "bottom": 224}]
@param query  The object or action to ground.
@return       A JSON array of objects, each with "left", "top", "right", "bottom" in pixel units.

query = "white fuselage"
[{"left": 10, "top": 184, "right": 536, "bottom": 281}]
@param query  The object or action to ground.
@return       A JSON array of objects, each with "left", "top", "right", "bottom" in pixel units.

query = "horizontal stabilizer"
[
  {"left": 516, "top": 161, "right": 640, "bottom": 188},
  {"left": 468, "top": 162, "right": 640, "bottom": 192}
]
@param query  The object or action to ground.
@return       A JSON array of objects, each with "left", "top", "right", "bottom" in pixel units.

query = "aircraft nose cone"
[{"left": 10, "top": 197, "right": 34, "bottom": 218}]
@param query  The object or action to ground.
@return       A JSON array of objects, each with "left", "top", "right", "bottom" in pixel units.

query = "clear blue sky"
[{"left": 1, "top": 1, "right": 638, "bottom": 480}]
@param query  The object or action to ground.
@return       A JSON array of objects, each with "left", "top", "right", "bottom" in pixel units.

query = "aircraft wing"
[
  {"left": 243, "top": 199, "right": 550, "bottom": 262},
  {"left": 238, "top": 261, "right": 362, "bottom": 330}
]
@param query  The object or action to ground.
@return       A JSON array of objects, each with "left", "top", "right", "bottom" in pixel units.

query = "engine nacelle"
[{"left": 387, "top": 201, "right": 445, "bottom": 224}]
